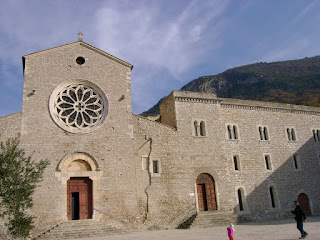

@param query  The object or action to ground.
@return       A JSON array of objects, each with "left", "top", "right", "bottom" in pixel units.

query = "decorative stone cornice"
[
  {"left": 171, "top": 90, "right": 320, "bottom": 116},
  {"left": 220, "top": 103, "right": 320, "bottom": 115},
  {"left": 175, "top": 96, "right": 220, "bottom": 104}
]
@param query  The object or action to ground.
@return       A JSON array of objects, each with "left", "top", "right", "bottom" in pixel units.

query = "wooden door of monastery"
[
  {"left": 196, "top": 173, "right": 217, "bottom": 211},
  {"left": 205, "top": 182, "right": 217, "bottom": 210},
  {"left": 67, "top": 177, "right": 93, "bottom": 220},
  {"left": 197, "top": 184, "right": 207, "bottom": 211},
  {"left": 298, "top": 193, "right": 311, "bottom": 216}
]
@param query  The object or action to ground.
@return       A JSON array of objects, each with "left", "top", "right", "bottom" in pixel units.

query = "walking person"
[
  {"left": 291, "top": 200, "right": 308, "bottom": 239},
  {"left": 227, "top": 223, "right": 235, "bottom": 240}
]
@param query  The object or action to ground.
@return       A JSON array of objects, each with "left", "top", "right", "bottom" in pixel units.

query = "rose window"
[{"left": 49, "top": 81, "right": 108, "bottom": 133}]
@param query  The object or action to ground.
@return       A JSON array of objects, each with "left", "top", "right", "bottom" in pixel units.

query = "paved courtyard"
[{"left": 69, "top": 215, "right": 320, "bottom": 240}]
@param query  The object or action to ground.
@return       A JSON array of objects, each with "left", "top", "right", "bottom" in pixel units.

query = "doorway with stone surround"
[
  {"left": 67, "top": 177, "right": 93, "bottom": 220},
  {"left": 196, "top": 173, "right": 217, "bottom": 211}
]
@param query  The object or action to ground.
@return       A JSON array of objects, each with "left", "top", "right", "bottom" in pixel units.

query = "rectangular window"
[
  {"left": 293, "top": 155, "right": 301, "bottom": 170},
  {"left": 269, "top": 187, "right": 276, "bottom": 208},
  {"left": 265, "top": 155, "right": 272, "bottom": 170},
  {"left": 152, "top": 160, "right": 159, "bottom": 174},
  {"left": 233, "top": 155, "right": 240, "bottom": 171}
]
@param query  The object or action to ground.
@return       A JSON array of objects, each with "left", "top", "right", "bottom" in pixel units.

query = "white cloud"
[
  {"left": 94, "top": 0, "right": 230, "bottom": 79},
  {"left": 294, "top": 0, "right": 319, "bottom": 23},
  {"left": 93, "top": 0, "right": 230, "bottom": 112}
]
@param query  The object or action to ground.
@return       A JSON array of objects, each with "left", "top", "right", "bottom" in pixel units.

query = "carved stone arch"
[{"left": 56, "top": 152, "right": 100, "bottom": 172}]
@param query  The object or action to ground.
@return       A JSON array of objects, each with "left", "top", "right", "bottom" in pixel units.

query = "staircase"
[
  {"left": 33, "top": 219, "right": 125, "bottom": 239},
  {"left": 181, "top": 211, "right": 238, "bottom": 229}
]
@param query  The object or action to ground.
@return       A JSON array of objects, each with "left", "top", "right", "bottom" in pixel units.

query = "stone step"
[
  {"left": 33, "top": 220, "right": 125, "bottom": 240},
  {"left": 190, "top": 212, "right": 238, "bottom": 228}
]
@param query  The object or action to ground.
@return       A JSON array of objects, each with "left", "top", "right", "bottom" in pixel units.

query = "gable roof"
[{"left": 23, "top": 41, "right": 133, "bottom": 69}]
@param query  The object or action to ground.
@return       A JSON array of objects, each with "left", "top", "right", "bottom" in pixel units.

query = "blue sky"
[{"left": 0, "top": 0, "right": 319, "bottom": 117}]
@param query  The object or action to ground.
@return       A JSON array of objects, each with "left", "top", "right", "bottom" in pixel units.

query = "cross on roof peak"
[{"left": 77, "top": 32, "right": 83, "bottom": 42}]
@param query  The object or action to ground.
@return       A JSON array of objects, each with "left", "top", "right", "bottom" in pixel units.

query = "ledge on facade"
[{"left": 167, "top": 90, "right": 320, "bottom": 115}]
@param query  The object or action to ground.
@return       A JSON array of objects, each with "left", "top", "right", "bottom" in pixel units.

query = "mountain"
[{"left": 141, "top": 56, "right": 320, "bottom": 116}]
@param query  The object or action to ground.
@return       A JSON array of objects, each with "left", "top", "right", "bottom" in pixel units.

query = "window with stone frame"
[
  {"left": 264, "top": 154, "right": 272, "bottom": 170},
  {"left": 193, "top": 120, "right": 206, "bottom": 137},
  {"left": 237, "top": 188, "right": 246, "bottom": 212},
  {"left": 258, "top": 126, "right": 269, "bottom": 140},
  {"left": 233, "top": 155, "right": 241, "bottom": 171},
  {"left": 269, "top": 186, "right": 279, "bottom": 209},
  {"left": 227, "top": 124, "right": 239, "bottom": 140},
  {"left": 293, "top": 154, "right": 301, "bottom": 170},
  {"left": 312, "top": 129, "right": 320, "bottom": 142},
  {"left": 286, "top": 127, "right": 296, "bottom": 141},
  {"left": 150, "top": 160, "right": 161, "bottom": 176}
]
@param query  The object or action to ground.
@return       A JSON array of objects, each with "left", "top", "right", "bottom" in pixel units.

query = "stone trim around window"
[
  {"left": 192, "top": 119, "right": 207, "bottom": 137},
  {"left": 257, "top": 125, "right": 270, "bottom": 141},
  {"left": 49, "top": 80, "right": 108, "bottom": 134},
  {"left": 226, "top": 123, "right": 239, "bottom": 140},
  {"left": 150, "top": 159, "right": 161, "bottom": 177}
]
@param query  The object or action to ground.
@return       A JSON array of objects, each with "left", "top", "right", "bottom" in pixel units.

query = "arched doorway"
[
  {"left": 196, "top": 173, "right": 217, "bottom": 211},
  {"left": 298, "top": 193, "right": 311, "bottom": 216},
  {"left": 67, "top": 177, "right": 93, "bottom": 220},
  {"left": 56, "top": 153, "right": 101, "bottom": 221}
]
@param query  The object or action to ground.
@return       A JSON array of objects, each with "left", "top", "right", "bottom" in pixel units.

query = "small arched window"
[
  {"left": 264, "top": 127, "right": 269, "bottom": 140},
  {"left": 291, "top": 129, "right": 296, "bottom": 141},
  {"left": 259, "top": 126, "right": 269, "bottom": 140},
  {"left": 313, "top": 129, "right": 320, "bottom": 142},
  {"left": 287, "top": 128, "right": 291, "bottom": 141},
  {"left": 233, "top": 126, "right": 238, "bottom": 139},
  {"left": 227, "top": 124, "right": 238, "bottom": 140},
  {"left": 227, "top": 125, "right": 232, "bottom": 139},
  {"left": 194, "top": 121, "right": 199, "bottom": 136},
  {"left": 287, "top": 128, "right": 296, "bottom": 141},
  {"left": 200, "top": 121, "right": 206, "bottom": 136},
  {"left": 265, "top": 154, "right": 272, "bottom": 170}
]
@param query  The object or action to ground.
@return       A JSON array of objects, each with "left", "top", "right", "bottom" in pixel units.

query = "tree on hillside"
[{"left": 0, "top": 136, "right": 49, "bottom": 239}]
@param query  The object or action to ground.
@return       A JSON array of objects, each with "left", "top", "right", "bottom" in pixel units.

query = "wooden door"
[
  {"left": 67, "top": 177, "right": 93, "bottom": 220},
  {"left": 196, "top": 173, "right": 217, "bottom": 211},
  {"left": 197, "top": 184, "right": 207, "bottom": 211},
  {"left": 298, "top": 193, "right": 311, "bottom": 216},
  {"left": 205, "top": 182, "right": 217, "bottom": 210}
]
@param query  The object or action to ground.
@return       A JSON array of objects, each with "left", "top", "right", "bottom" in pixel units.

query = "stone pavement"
[{"left": 69, "top": 215, "right": 320, "bottom": 240}]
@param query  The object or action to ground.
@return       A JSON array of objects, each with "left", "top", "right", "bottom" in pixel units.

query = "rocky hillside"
[{"left": 141, "top": 56, "right": 320, "bottom": 116}]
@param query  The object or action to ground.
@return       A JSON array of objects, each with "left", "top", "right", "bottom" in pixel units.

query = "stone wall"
[
  {"left": 1, "top": 41, "right": 320, "bottom": 237},
  {"left": 158, "top": 90, "right": 320, "bottom": 222}
]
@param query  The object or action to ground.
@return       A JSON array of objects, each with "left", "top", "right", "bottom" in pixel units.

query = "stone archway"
[
  {"left": 196, "top": 173, "right": 217, "bottom": 211},
  {"left": 298, "top": 193, "right": 311, "bottom": 216},
  {"left": 55, "top": 152, "right": 103, "bottom": 221}
]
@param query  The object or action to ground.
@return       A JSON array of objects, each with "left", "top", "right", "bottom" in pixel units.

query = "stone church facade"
[{"left": 0, "top": 40, "right": 320, "bottom": 235}]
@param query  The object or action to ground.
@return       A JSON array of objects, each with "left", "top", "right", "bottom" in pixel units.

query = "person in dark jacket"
[{"left": 291, "top": 201, "right": 308, "bottom": 239}]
